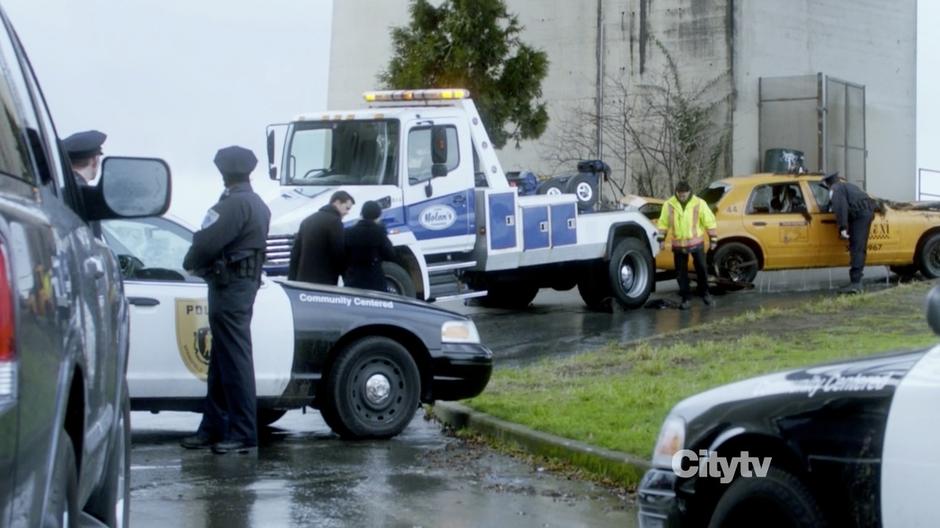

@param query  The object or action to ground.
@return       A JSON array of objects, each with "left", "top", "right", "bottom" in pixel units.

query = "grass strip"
[{"left": 464, "top": 281, "right": 938, "bottom": 475}]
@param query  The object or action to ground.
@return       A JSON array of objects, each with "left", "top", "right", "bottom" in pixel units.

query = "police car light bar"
[{"left": 363, "top": 89, "right": 470, "bottom": 102}]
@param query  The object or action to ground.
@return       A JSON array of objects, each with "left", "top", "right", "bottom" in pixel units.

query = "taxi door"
[
  {"left": 806, "top": 180, "right": 899, "bottom": 266},
  {"left": 742, "top": 184, "right": 811, "bottom": 268}
]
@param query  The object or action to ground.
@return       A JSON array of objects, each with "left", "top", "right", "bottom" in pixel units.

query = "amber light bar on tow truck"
[{"left": 363, "top": 88, "right": 470, "bottom": 103}]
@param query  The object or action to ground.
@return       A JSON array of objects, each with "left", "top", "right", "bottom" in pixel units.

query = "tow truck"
[{"left": 263, "top": 88, "right": 660, "bottom": 310}]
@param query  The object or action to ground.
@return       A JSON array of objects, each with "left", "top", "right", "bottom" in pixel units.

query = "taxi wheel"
[
  {"left": 48, "top": 431, "right": 79, "bottom": 528},
  {"left": 607, "top": 238, "right": 653, "bottom": 309},
  {"left": 383, "top": 262, "right": 417, "bottom": 298},
  {"left": 707, "top": 468, "right": 826, "bottom": 528},
  {"left": 322, "top": 337, "right": 421, "bottom": 439},
  {"left": 87, "top": 382, "right": 130, "bottom": 528},
  {"left": 713, "top": 242, "right": 759, "bottom": 284},
  {"left": 917, "top": 233, "right": 940, "bottom": 279}
]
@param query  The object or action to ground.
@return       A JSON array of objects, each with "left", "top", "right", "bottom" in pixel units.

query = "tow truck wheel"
[
  {"left": 578, "top": 261, "right": 613, "bottom": 310},
  {"left": 257, "top": 409, "right": 287, "bottom": 427},
  {"left": 383, "top": 262, "right": 417, "bottom": 298},
  {"left": 607, "top": 238, "right": 653, "bottom": 309},
  {"left": 87, "top": 382, "right": 130, "bottom": 528},
  {"left": 708, "top": 468, "right": 826, "bottom": 528},
  {"left": 322, "top": 337, "right": 420, "bottom": 439},
  {"left": 480, "top": 282, "right": 539, "bottom": 308}
]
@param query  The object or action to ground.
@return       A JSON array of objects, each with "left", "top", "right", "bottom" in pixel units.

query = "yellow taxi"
[{"left": 632, "top": 173, "right": 940, "bottom": 285}]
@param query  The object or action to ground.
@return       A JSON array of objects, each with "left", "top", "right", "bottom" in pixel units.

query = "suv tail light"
[{"left": 0, "top": 240, "right": 15, "bottom": 399}]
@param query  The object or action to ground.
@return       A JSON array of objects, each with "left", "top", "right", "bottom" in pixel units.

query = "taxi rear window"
[{"left": 698, "top": 182, "right": 729, "bottom": 209}]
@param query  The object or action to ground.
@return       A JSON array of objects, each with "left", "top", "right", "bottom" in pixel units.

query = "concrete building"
[{"left": 328, "top": 0, "right": 915, "bottom": 200}]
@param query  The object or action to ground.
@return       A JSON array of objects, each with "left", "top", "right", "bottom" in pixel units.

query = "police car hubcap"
[{"left": 365, "top": 374, "right": 392, "bottom": 405}]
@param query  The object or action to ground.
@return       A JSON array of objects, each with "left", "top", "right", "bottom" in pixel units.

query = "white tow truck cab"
[{"left": 264, "top": 88, "right": 660, "bottom": 310}]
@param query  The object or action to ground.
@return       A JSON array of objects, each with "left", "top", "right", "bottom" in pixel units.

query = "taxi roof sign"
[{"left": 363, "top": 88, "right": 470, "bottom": 103}]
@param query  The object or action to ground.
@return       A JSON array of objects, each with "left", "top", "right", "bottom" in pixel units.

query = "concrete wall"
[
  {"left": 733, "top": 0, "right": 916, "bottom": 199},
  {"left": 329, "top": 0, "right": 915, "bottom": 199}
]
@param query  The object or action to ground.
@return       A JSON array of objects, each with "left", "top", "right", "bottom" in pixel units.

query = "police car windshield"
[{"left": 284, "top": 119, "right": 400, "bottom": 186}]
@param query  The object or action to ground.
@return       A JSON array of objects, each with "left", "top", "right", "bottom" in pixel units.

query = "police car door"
[
  {"left": 881, "top": 344, "right": 940, "bottom": 525},
  {"left": 402, "top": 119, "right": 475, "bottom": 254},
  {"left": 101, "top": 217, "right": 293, "bottom": 400}
]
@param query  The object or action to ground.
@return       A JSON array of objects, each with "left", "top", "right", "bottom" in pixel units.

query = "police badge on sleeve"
[
  {"left": 201, "top": 208, "right": 220, "bottom": 229},
  {"left": 175, "top": 298, "right": 211, "bottom": 380}
]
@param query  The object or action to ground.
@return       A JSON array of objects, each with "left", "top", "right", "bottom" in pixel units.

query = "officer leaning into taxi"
[
  {"left": 63, "top": 129, "right": 106, "bottom": 186},
  {"left": 657, "top": 181, "right": 719, "bottom": 310},
  {"left": 821, "top": 171, "right": 875, "bottom": 294},
  {"left": 181, "top": 146, "right": 271, "bottom": 455}
]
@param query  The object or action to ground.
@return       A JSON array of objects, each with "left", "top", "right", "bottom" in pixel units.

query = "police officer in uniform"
[
  {"left": 822, "top": 171, "right": 874, "bottom": 294},
  {"left": 63, "top": 129, "right": 106, "bottom": 186},
  {"left": 181, "top": 146, "right": 271, "bottom": 454}
]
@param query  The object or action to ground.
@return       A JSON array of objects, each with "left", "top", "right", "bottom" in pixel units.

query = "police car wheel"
[
  {"left": 87, "top": 382, "right": 130, "bottom": 528},
  {"left": 323, "top": 337, "right": 421, "bottom": 439},
  {"left": 707, "top": 468, "right": 826, "bottom": 528},
  {"left": 917, "top": 232, "right": 940, "bottom": 279},
  {"left": 607, "top": 238, "right": 653, "bottom": 309},
  {"left": 48, "top": 429, "right": 79, "bottom": 527},
  {"left": 383, "top": 262, "right": 417, "bottom": 298}
]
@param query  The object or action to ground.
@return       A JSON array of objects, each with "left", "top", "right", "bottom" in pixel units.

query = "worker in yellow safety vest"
[{"left": 656, "top": 181, "right": 719, "bottom": 310}]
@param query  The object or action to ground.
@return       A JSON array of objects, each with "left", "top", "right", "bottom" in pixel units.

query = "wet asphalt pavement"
[{"left": 130, "top": 267, "right": 895, "bottom": 526}]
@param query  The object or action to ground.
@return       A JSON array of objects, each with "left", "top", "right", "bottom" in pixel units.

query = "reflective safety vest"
[{"left": 656, "top": 195, "right": 718, "bottom": 249}]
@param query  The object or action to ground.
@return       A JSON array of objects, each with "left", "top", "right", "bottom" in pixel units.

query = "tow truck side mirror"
[
  {"left": 431, "top": 125, "right": 448, "bottom": 165},
  {"left": 266, "top": 129, "right": 277, "bottom": 180}
]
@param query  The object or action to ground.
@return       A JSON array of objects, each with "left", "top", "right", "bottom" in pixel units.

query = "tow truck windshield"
[{"left": 283, "top": 119, "right": 400, "bottom": 186}]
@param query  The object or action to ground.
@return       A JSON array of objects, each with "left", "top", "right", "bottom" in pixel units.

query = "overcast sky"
[
  {"left": 4, "top": 0, "right": 333, "bottom": 225},
  {"left": 3, "top": 0, "right": 936, "bottom": 215}
]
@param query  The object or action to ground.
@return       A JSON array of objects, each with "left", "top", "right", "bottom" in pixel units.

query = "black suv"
[{"left": 0, "top": 7, "right": 170, "bottom": 527}]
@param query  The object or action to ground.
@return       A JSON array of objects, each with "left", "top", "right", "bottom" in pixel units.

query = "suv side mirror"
[{"left": 86, "top": 157, "right": 171, "bottom": 220}]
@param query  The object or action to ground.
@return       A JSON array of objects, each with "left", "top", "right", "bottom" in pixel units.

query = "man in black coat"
[
  {"left": 288, "top": 190, "right": 355, "bottom": 284},
  {"left": 345, "top": 200, "right": 396, "bottom": 291},
  {"left": 822, "top": 171, "right": 875, "bottom": 294},
  {"left": 180, "top": 146, "right": 271, "bottom": 455}
]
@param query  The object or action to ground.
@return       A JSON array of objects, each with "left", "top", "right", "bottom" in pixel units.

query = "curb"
[{"left": 431, "top": 401, "right": 650, "bottom": 486}]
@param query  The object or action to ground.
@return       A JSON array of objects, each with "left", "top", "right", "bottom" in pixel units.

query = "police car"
[
  {"left": 100, "top": 215, "right": 492, "bottom": 439},
  {"left": 638, "top": 286, "right": 940, "bottom": 528}
]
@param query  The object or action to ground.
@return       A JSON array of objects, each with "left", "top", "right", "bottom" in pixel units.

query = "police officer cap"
[
  {"left": 821, "top": 171, "right": 840, "bottom": 189},
  {"left": 213, "top": 146, "right": 258, "bottom": 178},
  {"left": 361, "top": 200, "right": 382, "bottom": 221},
  {"left": 63, "top": 130, "right": 106, "bottom": 161}
]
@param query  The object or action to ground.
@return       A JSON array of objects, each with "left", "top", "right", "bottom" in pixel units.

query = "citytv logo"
[
  {"left": 419, "top": 205, "right": 457, "bottom": 231},
  {"left": 672, "top": 450, "right": 772, "bottom": 484}
]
